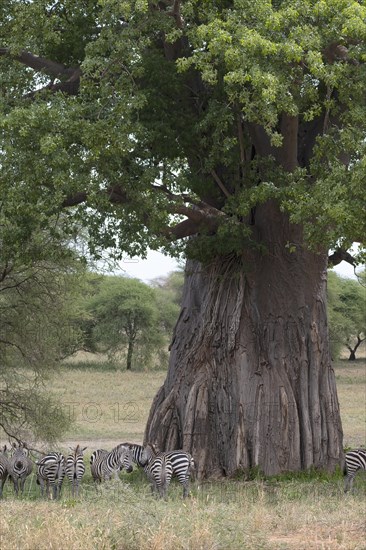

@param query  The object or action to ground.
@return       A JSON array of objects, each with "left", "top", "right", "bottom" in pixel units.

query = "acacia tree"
[
  {"left": 85, "top": 276, "right": 165, "bottom": 370},
  {"left": 0, "top": 228, "right": 82, "bottom": 443},
  {"left": 1, "top": 1, "right": 365, "bottom": 476},
  {"left": 328, "top": 271, "right": 366, "bottom": 360}
]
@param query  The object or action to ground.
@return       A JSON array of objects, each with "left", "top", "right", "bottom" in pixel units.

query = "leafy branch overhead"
[{"left": 0, "top": 0, "right": 365, "bottom": 263}]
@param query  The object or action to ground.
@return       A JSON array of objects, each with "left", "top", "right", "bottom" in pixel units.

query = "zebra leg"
[
  {"left": 182, "top": 478, "right": 190, "bottom": 498},
  {"left": 344, "top": 475, "right": 350, "bottom": 492},
  {"left": 348, "top": 474, "right": 355, "bottom": 492},
  {"left": 20, "top": 477, "right": 26, "bottom": 494},
  {"left": 345, "top": 472, "right": 356, "bottom": 492},
  {"left": 38, "top": 478, "right": 45, "bottom": 498},
  {"left": 0, "top": 473, "right": 8, "bottom": 498},
  {"left": 13, "top": 477, "right": 19, "bottom": 495}
]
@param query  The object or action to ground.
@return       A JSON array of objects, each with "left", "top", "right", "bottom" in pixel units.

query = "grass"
[
  {"left": 0, "top": 356, "right": 365, "bottom": 549},
  {"left": 334, "top": 358, "right": 366, "bottom": 449},
  {"left": 50, "top": 366, "right": 166, "bottom": 443}
]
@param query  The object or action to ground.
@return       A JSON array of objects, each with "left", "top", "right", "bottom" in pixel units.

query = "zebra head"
[
  {"left": 122, "top": 445, "right": 134, "bottom": 473},
  {"left": 11, "top": 442, "right": 29, "bottom": 457},
  {"left": 140, "top": 443, "right": 158, "bottom": 466},
  {"left": 111, "top": 444, "right": 134, "bottom": 473}
]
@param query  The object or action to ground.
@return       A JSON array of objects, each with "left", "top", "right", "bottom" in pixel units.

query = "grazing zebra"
[
  {"left": 36, "top": 452, "right": 65, "bottom": 499},
  {"left": 344, "top": 449, "right": 366, "bottom": 492},
  {"left": 0, "top": 445, "right": 9, "bottom": 498},
  {"left": 65, "top": 445, "right": 87, "bottom": 497},
  {"left": 90, "top": 444, "right": 133, "bottom": 483},
  {"left": 128, "top": 443, "right": 195, "bottom": 498},
  {"left": 163, "top": 450, "right": 195, "bottom": 498},
  {"left": 142, "top": 445, "right": 173, "bottom": 499},
  {"left": 8, "top": 442, "right": 33, "bottom": 495}
]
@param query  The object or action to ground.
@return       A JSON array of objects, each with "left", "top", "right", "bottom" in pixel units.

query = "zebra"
[
  {"left": 90, "top": 444, "right": 133, "bottom": 483},
  {"left": 36, "top": 452, "right": 65, "bottom": 499},
  {"left": 141, "top": 444, "right": 173, "bottom": 499},
  {"left": 128, "top": 443, "right": 195, "bottom": 498},
  {"left": 0, "top": 445, "right": 9, "bottom": 498},
  {"left": 8, "top": 442, "right": 33, "bottom": 495},
  {"left": 163, "top": 450, "right": 195, "bottom": 498},
  {"left": 344, "top": 449, "right": 366, "bottom": 492},
  {"left": 65, "top": 445, "right": 87, "bottom": 497}
]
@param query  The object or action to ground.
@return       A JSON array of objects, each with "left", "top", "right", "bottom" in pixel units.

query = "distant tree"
[
  {"left": 0, "top": 228, "right": 84, "bottom": 443},
  {"left": 327, "top": 271, "right": 366, "bottom": 360},
  {"left": 86, "top": 276, "right": 165, "bottom": 370}
]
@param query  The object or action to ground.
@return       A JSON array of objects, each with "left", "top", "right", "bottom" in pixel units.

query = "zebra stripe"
[
  {"left": 65, "top": 445, "right": 87, "bottom": 497},
  {"left": 36, "top": 452, "right": 65, "bottom": 499},
  {"left": 344, "top": 449, "right": 366, "bottom": 492},
  {"left": 0, "top": 445, "right": 9, "bottom": 498},
  {"left": 8, "top": 442, "right": 33, "bottom": 495},
  {"left": 143, "top": 447, "right": 173, "bottom": 499},
  {"left": 90, "top": 444, "right": 132, "bottom": 483}
]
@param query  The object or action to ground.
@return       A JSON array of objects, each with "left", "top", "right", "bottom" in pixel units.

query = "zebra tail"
[
  {"left": 161, "top": 458, "right": 166, "bottom": 496},
  {"left": 190, "top": 457, "right": 196, "bottom": 481},
  {"left": 56, "top": 458, "right": 64, "bottom": 481}
]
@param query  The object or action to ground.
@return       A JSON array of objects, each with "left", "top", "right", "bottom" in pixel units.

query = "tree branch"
[
  {"left": 210, "top": 169, "right": 231, "bottom": 198},
  {"left": 62, "top": 183, "right": 225, "bottom": 240},
  {"left": 328, "top": 249, "right": 356, "bottom": 267},
  {"left": 0, "top": 48, "right": 76, "bottom": 79}
]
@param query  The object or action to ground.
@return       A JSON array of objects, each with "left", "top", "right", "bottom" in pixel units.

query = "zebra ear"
[{"left": 82, "top": 447, "right": 88, "bottom": 452}]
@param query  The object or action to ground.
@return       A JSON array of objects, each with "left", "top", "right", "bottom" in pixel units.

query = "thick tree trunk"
[
  {"left": 347, "top": 336, "right": 363, "bottom": 361},
  {"left": 145, "top": 203, "right": 343, "bottom": 478},
  {"left": 126, "top": 338, "right": 134, "bottom": 370}
]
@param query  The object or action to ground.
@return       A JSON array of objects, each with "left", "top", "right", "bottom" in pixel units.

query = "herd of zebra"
[
  {"left": 0, "top": 443, "right": 365, "bottom": 500},
  {"left": 0, "top": 441, "right": 195, "bottom": 500}
]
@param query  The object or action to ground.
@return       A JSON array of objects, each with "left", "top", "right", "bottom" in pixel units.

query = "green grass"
[{"left": 0, "top": 356, "right": 365, "bottom": 549}]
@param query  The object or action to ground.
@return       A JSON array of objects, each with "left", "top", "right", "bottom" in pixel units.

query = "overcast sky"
[{"left": 115, "top": 249, "right": 360, "bottom": 283}]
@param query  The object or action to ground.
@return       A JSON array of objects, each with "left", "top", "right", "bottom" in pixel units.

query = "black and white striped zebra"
[
  {"left": 0, "top": 445, "right": 9, "bottom": 498},
  {"left": 163, "top": 450, "right": 195, "bottom": 498},
  {"left": 128, "top": 443, "right": 195, "bottom": 498},
  {"left": 36, "top": 452, "right": 65, "bottom": 499},
  {"left": 8, "top": 442, "right": 33, "bottom": 495},
  {"left": 65, "top": 445, "right": 87, "bottom": 497},
  {"left": 344, "top": 449, "right": 366, "bottom": 492},
  {"left": 141, "top": 445, "right": 173, "bottom": 499},
  {"left": 90, "top": 444, "right": 133, "bottom": 483}
]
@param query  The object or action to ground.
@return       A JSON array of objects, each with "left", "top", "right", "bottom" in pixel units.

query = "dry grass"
[
  {"left": 51, "top": 367, "right": 166, "bottom": 447},
  {"left": 334, "top": 359, "right": 366, "bottom": 448},
  {"left": 1, "top": 355, "right": 365, "bottom": 550},
  {"left": 1, "top": 480, "right": 365, "bottom": 549}
]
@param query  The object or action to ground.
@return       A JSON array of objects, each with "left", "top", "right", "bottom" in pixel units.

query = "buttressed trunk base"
[{"left": 145, "top": 205, "right": 343, "bottom": 478}]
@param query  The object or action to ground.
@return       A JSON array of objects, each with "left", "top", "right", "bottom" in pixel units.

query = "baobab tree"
[{"left": 1, "top": 0, "right": 365, "bottom": 476}]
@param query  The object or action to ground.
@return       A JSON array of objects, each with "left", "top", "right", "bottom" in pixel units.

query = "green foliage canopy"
[{"left": 0, "top": 0, "right": 365, "bottom": 263}]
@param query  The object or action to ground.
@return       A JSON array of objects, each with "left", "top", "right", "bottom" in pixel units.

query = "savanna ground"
[{"left": 1, "top": 353, "right": 365, "bottom": 550}]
